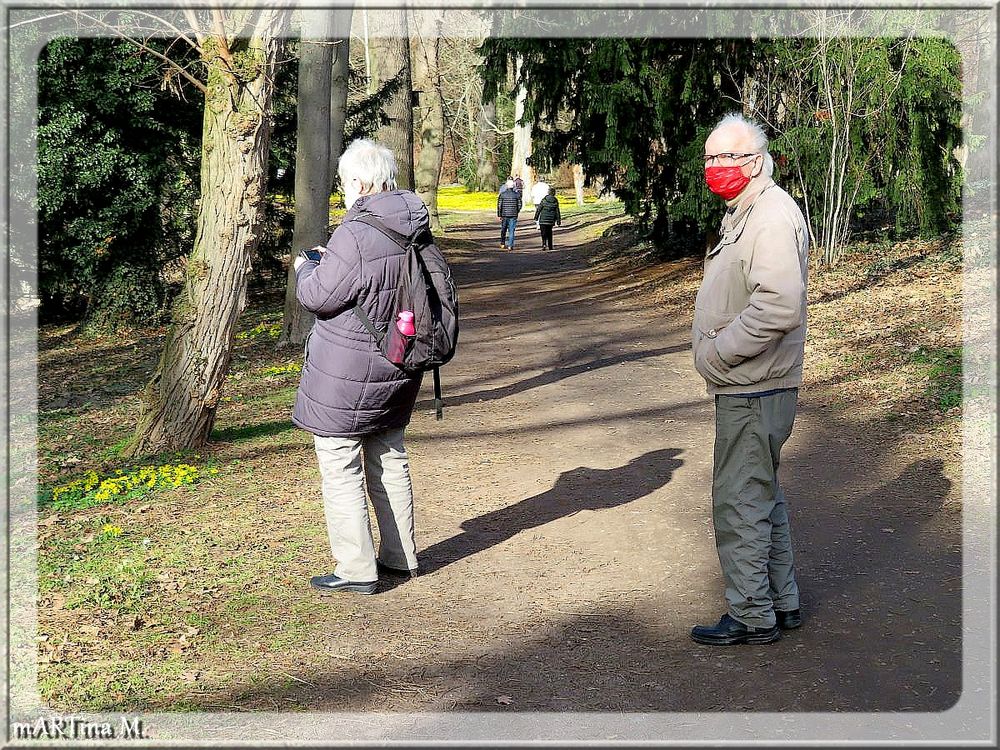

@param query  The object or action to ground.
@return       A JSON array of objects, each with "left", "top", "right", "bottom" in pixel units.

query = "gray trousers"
[
  {"left": 314, "top": 427, "right": 418, "bottom": 582},
  {"left": 712, "top": 390, "right": 800, "bottom": 628}
]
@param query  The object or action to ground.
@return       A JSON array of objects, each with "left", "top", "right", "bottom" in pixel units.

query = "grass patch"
[
  {"left": 41, "top": 519, "right": 153, "bottom": 614},
  {"left": 38, "top": 658, "right": 199, "bottom": 712},
  {"left": 67, "top": 556, "right": 154, "bottom": 614},
  {"left": 910, "top": 346, "right": 962, "bottom": 410},
  {"left": 244, "top": 385, "right": 298, "bottom": 408},
  {"left": 98, "top": 437, "right": 131, "bottom": 461}
]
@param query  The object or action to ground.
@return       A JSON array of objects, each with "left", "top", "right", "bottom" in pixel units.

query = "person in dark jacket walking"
[
  {"left": 497, "top": 178, "right": 522, "bottom": 250},
  {"left": 292, "top": 138, "right": 424, "bottom": 595},
  {"left": 533, "top": 187, "right": 561, "bottom": 251}
]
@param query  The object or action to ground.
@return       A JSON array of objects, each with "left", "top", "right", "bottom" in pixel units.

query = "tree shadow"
[
  {"left": 417, "top": 343, "right": 690, "bottom": 409},
  {"left": 416, "top": 448, "right": 684, "bottom": 576},
  {"left": 37, "top": 322, "right": 87, "bottom": 352},
  {"left": 810, "top": 253, "right": 926, "bottom": 305},
  {"left": 791, "top": 456, "right": 958, "bottom": 627},
  {"left": 556, "top": 213, "right": 627, "bottom": 234},
  {"left": 210, "top": 420, "right": 295, "bottom": 443}
]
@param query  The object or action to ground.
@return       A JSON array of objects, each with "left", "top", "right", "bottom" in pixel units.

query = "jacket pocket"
[
  {"left": 692, "top": 308, "right": 759, "bottom": 387},
  {"left": 692, "top": 309, "right": 731, "bottom": 384}
]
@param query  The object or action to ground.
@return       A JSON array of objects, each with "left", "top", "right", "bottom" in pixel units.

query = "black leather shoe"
[
  {"left": 376, "top": 560, "right": 419, "bottom": 579},
  {"left": 776, "top": 608, "right": 802, "bottom": 629},
  {"left": 310, "top": 573, "right": 377, "bottom": 595},
  {"left": 690, "top": 613, "right": 780, "bottom": 645}
]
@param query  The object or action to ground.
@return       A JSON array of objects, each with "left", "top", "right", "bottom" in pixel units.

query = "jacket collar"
[
  {"left": 706, "top": 176, "right": 775, "bottom": 259},
  {"left": 725, "top": 175, "right": 774, "bottom": 224}
]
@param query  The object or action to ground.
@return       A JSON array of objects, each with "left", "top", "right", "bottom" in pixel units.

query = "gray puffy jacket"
[{"left": 292, "top": 190, "right": 426, "bottom": 437}]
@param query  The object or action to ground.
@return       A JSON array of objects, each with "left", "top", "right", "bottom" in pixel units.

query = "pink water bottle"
[
  {"left": 388, "top": 310, "right": 415, "bottom": 364},
  {"left": 396, "top": 310, "right": 415, "bottom": 337}
]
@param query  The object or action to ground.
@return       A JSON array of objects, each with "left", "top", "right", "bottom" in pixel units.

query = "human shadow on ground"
[
  {"left": 416, "top": 343, "right": 690, "bottom": 410},
  {"left": 182, "top": 455, "right": 960, "bottom": 716},
  {"left": 416, "top": 448, "right": 684, "bottom": 576}
]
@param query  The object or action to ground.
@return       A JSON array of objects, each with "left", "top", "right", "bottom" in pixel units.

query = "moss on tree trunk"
[{"left": 125, "top": 14, "right": 289, "bottom": 457}]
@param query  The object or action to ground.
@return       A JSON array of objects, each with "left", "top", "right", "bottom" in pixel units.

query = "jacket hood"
[{"left": 347, "top": 189, "right": 430, "bottom": 238}]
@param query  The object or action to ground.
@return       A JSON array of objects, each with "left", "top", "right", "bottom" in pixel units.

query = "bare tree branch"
[
  {"left": 73, "top": 10, "right": 208, "bottom": 94},
  {"left": 9, "top": 11, "right": 70, "bottom": 29}
]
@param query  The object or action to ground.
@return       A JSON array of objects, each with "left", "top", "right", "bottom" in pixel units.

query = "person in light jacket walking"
[
  {"left": 291, "top": 138, "right": 424, "bottom": 595},
  {"left": 533, "top": 186, "right": 561, "bottom": 251},
  {"left": 497, "top": 178, "right": 522, "bottom": 251},
  {"left": 689, "top": 113, "right": 809, "bottom": 645}
]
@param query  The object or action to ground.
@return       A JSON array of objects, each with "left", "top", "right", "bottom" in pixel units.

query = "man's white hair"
[
  {"left": 338, "top": 138, "right": 398, "bottom": 192},
  {"left": 715, "top": 113, "right": 774, "bottom": 178}
]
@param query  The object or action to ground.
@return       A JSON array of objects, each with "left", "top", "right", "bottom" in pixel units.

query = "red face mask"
[{"left": 705, "top": 166, "right": 751, "bottom": 201}]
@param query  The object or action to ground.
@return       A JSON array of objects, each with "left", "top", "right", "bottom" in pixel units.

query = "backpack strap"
[
  {"left": 352, "top": 214, "right": 419, "bottom": 250},
  {"left": 433, "top": 366, "right": 443, "bottom": 421},
  {"left": 347, "top": 214, "right": 415, "bottom": 344},
  {"left": 352, "top": 303, "right": 384, "bottom": 346}
]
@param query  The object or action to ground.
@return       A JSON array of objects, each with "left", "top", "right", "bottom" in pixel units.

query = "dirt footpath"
[{"left": 211, "top": 209, "right": 962, "bottom": 714}]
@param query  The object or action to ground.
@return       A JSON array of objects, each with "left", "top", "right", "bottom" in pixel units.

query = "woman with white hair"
[{"left": 291, "top": 138, "right": 428, "bottom": 594}]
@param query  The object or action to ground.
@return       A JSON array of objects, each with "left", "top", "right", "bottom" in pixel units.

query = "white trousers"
[{"left": 313, "top": 427, "right": 418, "bottom": 582}]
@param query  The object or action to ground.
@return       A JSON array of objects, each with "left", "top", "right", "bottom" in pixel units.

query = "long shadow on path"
[
  {"left": 417, "top": 343, "right": 690, "bottom": 410},
  {"left": 417, "top": 448, "right": 684, "bottom": 576}
]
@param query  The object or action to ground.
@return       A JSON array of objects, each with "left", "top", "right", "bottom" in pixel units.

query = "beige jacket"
[{"left": 692, "top": 177, "right": 809, "bottom": 395}]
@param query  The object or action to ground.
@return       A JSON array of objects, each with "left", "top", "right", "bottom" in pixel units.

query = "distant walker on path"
[
  {"left": 497, "top": 178, "right": 522, "bottom": 251},
  {"left": 689, "top": 113, "right": 810, "bottom": 646},
  {"left": 533, "top": 186, "right": 561, "bottom": 251}
]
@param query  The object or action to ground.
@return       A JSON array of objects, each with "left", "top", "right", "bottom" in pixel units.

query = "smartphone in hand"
[{"left": 299, "top": 248, "right": 323, "bottom": 263}]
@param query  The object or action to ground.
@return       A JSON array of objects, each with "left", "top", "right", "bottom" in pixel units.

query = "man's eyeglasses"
[{"left": 703, "top": 152, "right": 760, "bottom": 166}]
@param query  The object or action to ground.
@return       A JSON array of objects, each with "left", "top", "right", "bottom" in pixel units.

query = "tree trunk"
[
  {"left": 474, "top": 99, "right": 499, "bottom": 192},
  {"left": 329, "top": 12, "right": 353, "bottom": 189},
  {"left": 511, "top": 56, "right": 535, "bottom": 206},
  {"left": 125, "top": 10, "right": 291, "bottom": 457},
  {"left": 371, "top": 10, "right": 414, "bottom": 190},
  {"left": 412, "top": 10, "right": 445, "bottom": 230},
  {"left": 572, "top": 163, "right": 586, "bottom": 205},
  {"left": 278, "top": 10, "right": 337, "bottom": 349}
]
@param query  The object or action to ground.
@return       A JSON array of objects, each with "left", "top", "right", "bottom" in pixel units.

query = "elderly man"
[
  {"left": 497, "top": 178, "right": 522, "bottom": 251},
  {"left": 690, "top": 113, "right": 809, "bottom": 645},
  {"left": 291, "top": 138, "right": 425, "bottom": 594}
]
